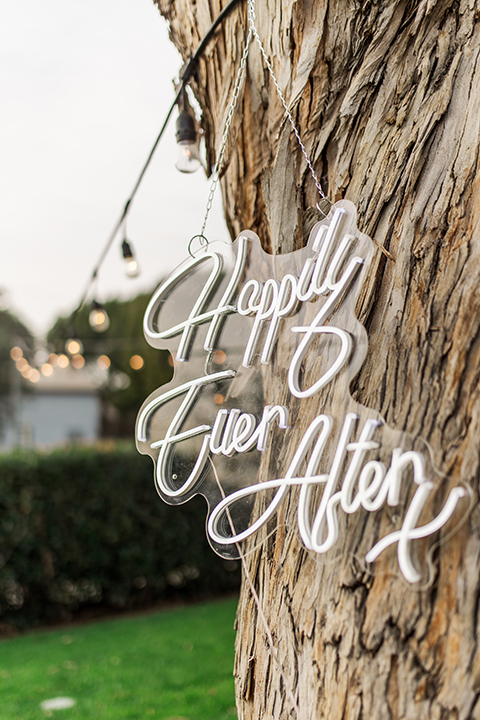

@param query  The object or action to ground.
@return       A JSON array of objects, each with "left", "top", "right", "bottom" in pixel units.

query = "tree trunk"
[{"left": 155, "top": 1, "right": 480, "bottom": 717}]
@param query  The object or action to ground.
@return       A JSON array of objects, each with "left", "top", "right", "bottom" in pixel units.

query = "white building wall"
[{"left": 1, "top": 393, "right": 101, "bottom": 448}]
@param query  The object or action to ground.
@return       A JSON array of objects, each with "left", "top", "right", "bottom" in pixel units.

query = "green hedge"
[{"left": 0, "top": 445, "right": 240, "bottom": 632}]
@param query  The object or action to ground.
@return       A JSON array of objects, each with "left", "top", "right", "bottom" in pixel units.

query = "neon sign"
[{"left": 136, "top": 201, "right": 470, "bottom": 585}]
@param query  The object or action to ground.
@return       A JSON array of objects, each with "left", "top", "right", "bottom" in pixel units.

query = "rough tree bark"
[{"left": 155, "top": 1, "right": 480, "bottom": 718}]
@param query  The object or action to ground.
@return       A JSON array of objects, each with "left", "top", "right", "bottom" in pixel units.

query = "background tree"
[
  {"left": 48, "top": 293, "right": 172, "bottom": 436},
  {"left": 155, "top": 1, "right": 480, "bottom": 718},
  {"left": 0, "top": 304, "right": 34, "bottom": 435}
]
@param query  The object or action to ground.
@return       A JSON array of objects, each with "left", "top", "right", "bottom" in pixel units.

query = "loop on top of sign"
[
  {"left": 316, "top": 198, "right": 333, "bottom": 218},
  {"left": 188, "top": 234, "right": 209, "bottom": 258}
]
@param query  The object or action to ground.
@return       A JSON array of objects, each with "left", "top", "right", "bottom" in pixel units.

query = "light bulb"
[
  {"left": 89, "top": 301, "right": 110, "bottom": 333},
  {"left": 175, "top": 141, "right": 202, "bottom": 173},
  {"left": 121, "top": 239, "right": 140, "bottom": 278},
  {"left": 126, "top": 258, "right": 139, "bottom": 277},
  {"left": 65, "top": 337, "right": 84, "bottom": 356},
  {"left": 175, "top": 109, "right": 201, "bottom": 174}
]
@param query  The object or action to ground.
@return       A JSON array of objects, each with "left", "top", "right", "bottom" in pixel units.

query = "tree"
[
  {"left": 155, "top": 1, "right": 480, "bottom": 717},
  {"left": 0, "top": 305, "right": 34, "bottom": 434},
  {"left": 48, "top": 293, "right": 172, "bottom": 436}
]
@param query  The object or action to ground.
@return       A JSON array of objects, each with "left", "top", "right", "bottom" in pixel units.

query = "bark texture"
[{"left": 155, "top": 0, "right": 480, "bottom": 717}]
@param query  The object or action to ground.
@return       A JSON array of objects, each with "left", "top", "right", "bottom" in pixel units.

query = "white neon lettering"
[
  {"left": 144, "top": 252, "right": 223, "bottom": 362},
  {"left": 208, "top": 404, "right": 289, "bottom": 457},
  {"left": 220, "top": 409, "right": 242, "bottom": 457},
  {"left": 341, "top": 419, "right": 382, "bottom": 513},
  {"left": 138, "top": 202, "right": 468, "bottom": 585},
  {"left": 237, "top": 279, "right": 262, "bottom": 316},
  {"left": 242, "top": 278, "right": 279, "bottom": 367},
  {"left": 209, "top": 410, "right": 229, "bottom": 455},
  {"left": 288, "top": 255, "right": 362, "bottom": 398},
  {"left": 206, "top": 414, "right": 466, "bottom": 583},
  {"left": 308, "top": 412, "right": 359, "bottom": 553},
  {"left": 357, "top": 460, "right": 387, "bottom": 511},
  {"left": 289, "top": 326, "right": 353, "bottom": 398},
  {"left": 136, "top": 371, "right": 235, "bottom": 497},
  {"left": 261, "top": 274, "right": 299, "bottom": 365},
  {"left": 365, "top": 484, "right": 466, "bottom": 583},
  {"left": 310, "top": 209, "right": 346, "bottom": 296},
  {"left": 232, "top": 413, "right": 257, "bottom": 453},
  {"left": 204, "top": 235, "right": 249, "bottom": 352},
  {"left": 209, "top": 414, "right": 333, "bottom": 545},
  {"left": 144, "top": 236, "right": 249, "bottom": 362},
  {"left": 256, "top": 405, "right": 290, "bottom": 451}
]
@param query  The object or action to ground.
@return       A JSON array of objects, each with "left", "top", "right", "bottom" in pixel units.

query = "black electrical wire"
[{"left": 73, "top": 0, "right": 243, "bottom": 318}]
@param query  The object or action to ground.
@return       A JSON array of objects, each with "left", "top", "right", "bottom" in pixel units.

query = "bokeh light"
[
  {"left": 41, "top": 364, "right": 54, "bottom": 377},
  {"left": 71, "top": 355, "right": 85, "bottom": 369},
  {"left": 57, "top": 354, "right": 70, "bottom": 369},
  {"left": 97, "top": 355, "right": 111, "bottom": 370},
  {"left": 129, "top": 355, "right": 144, "bottom": 370},
  {"left": 213, "top": 350, "right": 226, "bottom": 364},
  {"left": 65, "top": 339, "right": 83, "bottom": 356},
  {"left": 10, "top": 347, "right": 23, "bottom": 361}
]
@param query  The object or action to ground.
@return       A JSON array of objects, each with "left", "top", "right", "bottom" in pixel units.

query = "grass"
[{"left": 0, "top": 597, "right": 238, "bottom": 720}]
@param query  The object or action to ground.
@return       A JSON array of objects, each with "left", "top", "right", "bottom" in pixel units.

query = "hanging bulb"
[
  {"left": 175, "top": 109, "right": 201, "bottom": 174},
  {"left": 175, "top": 140, "right": 201, "bottom": 173},
  {"left": 65, "top": 337, "right": 84, "bottom": 356},
  {"left": 89, "top": 301, "right": 110, "bottom": 332},
  {"left": 121, "top": 239, "right": 140, "bottom": 278}
]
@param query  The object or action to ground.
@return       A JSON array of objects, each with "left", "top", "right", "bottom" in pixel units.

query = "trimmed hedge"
[{"left": 0, "top": 445, "right": 240, "bottom": 632}]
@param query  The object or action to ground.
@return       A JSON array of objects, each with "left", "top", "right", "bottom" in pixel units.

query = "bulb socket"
[
  {"left": 176, "top": 109, "right": 197, "bottom": 144},
  {"left": 122, "top": 239, "right": 133, "bottom": 260}
]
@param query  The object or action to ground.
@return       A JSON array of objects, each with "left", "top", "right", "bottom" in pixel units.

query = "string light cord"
[
  {"left": 73, "top": 87, "right": 183, "bottom": 319},
  {"left": 72, "top": 0, "right": 244, "bottom": 318}
]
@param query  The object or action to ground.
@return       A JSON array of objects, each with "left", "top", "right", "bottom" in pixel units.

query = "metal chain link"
[
  {"left": 247, "top": 0, "right": 326, "bottom": 200},
  {"left": 199, "top": 29, "right": 253, "bottom": 241},
  {"left": 197, "top": 0, "right": 328, "bottom": 251}
]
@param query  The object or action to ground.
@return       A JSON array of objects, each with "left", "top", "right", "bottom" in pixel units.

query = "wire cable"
[{"left": 73, "top": 0, "right": 243, "bottom": 318}]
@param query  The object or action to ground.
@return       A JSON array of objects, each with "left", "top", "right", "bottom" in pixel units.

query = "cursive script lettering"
[
  {"left": 138, "top": 201, "right": 468, "bottom": 584},
  {"left": 207, "top": 414, "right": 466, "bottom": 583}
]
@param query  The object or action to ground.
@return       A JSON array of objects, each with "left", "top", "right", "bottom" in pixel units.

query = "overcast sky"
[{"left": 0, "top": 0, "right": 228, "bottom": 336}]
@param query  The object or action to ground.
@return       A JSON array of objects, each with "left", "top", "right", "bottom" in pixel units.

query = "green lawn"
[{"left": 0, "top": 597, "right": 238, "bottom": 720}]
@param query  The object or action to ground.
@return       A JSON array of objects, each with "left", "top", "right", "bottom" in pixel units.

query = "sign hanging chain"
[
  {"left": 196, "top": 0, "right": 329, "bottom": 251},
  {"left": 194, "top": 29, "right": 253, "bottom": 251},
  {"left": 246, "top": 0, "right": 327, "bottom": 201}
]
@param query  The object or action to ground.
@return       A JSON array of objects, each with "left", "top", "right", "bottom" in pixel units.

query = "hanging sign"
[{"left": 136, "top": 201, "right": 470, "bottom": 585}]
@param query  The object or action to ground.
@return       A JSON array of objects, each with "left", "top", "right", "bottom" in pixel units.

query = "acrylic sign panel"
[{"left": 136, "top": 201, "right": 471, "bottom": 585}]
